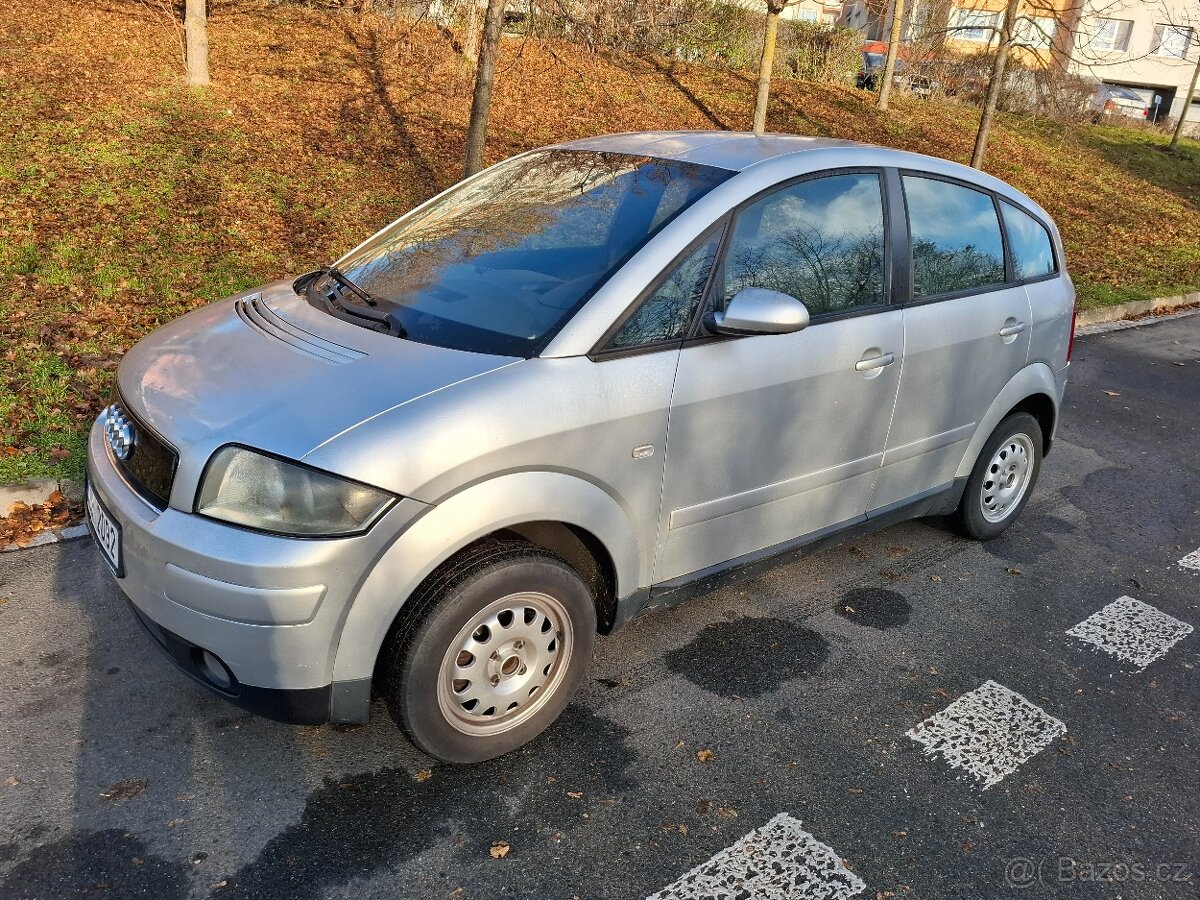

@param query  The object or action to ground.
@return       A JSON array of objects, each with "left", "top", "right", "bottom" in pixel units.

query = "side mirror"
[{"left": 704, "top": 287, "right": 810, "bottom": 336}]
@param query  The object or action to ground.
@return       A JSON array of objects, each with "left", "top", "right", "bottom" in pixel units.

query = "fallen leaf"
[
  {"left": 1006, "top": 567, "right": 1022, "bottom": 575},
  {"left": 848, "top": 787, "right": 864, "bottom": 794},
  {"left": 413, "top": 769, "right": 433, "bottom": 783},
  {"left": 4, "top": 777, "right": 19, "bottom": 787},
  {"left": 100, "top": 778, "right": 147, "bottom": 802},
  {"left": 843, "top": 605, "right": 856, "bottom": 613},
  {"left": 489, "top": 841, "right": 510, "bottom": 859},
  {"left": 695, "top": 749, "right": 714, "bottom": 762},
  {"left": 716, "top": 806, "right": 738, "bottom": 818},
  {"left": 566, "top": 791, "right": 583, "bottom": 799},
  {"left": 166, "top": 819, "right": 184, "bottom": 828},
  {"left": 1102, "top": 390, "right": 1120, "bottom": 397}
]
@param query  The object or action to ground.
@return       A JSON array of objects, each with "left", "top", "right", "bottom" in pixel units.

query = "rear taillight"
[{"left": 1067, "top": 299, "right": 1078, "bottom": 363}]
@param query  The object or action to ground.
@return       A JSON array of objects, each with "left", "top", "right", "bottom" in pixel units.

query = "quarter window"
[
  {"left": 1000, "top": 201, "right": 1056, "bottom": 280},
  {"left": 720, "top": 173, "right": 887, "bottom": 317},
  {"left": 903, "top": 175, "right": 1006, "bottom": 298},
  {"left": 607, "top": 231, "right": 721, "bottom": 349}
]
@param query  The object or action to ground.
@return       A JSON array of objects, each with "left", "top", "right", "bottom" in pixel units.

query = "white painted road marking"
[
  {"left": 906, "top": 680, "right": 1066, "bottom": 789},
  {"left": 645, "top": 813, "right": 866, "bottom": 900},
  {"left": 1067, "top": 596, "right": 1193, "bottom": 670},
  {"left": 1178, "top": 548, "right": 1200, "bottom": 572}
]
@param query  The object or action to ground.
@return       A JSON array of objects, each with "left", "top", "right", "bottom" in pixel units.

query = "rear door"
[
  {"left": 654, "top": 170, "right": 904, "bottom": 584},
  {"left": 868, "top": 171, "right": 1032, "bottom": 511}
]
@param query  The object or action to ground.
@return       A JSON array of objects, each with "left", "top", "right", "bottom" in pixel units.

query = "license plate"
[{"left": 86, "top": 482, "right": 123, "bottom": 576}]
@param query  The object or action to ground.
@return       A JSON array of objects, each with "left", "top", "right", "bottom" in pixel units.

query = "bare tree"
[
  {"left": 877, "top": 0, "right": 907, "bottom": 110},
  {"left": 970, "top": 0, "right": 1021, "bottom": 168},
  {"left": 752, "top": 0, "right": 791, "bottom": 134},
  {"left": 463, "top": 0, "right": 505, "bottom": 177},
  {"left": 184, "top": 0, "right": 209, "bottom": 86},
  {"left": 1169, "top": 49, "right": 1199, "bottom": 149},
  {"left": 463, "top": 0, "right": 482, "bottom": 62}
]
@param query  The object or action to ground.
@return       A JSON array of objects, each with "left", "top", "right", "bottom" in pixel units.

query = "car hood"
[{"left": 116, "top": 280, "right": 520, "bottom": 499}]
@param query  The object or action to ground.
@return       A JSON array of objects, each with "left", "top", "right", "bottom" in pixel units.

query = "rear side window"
[
  {"left": 1001, "top": 201, "right": 1056, "bottom": 280},
  {"left": 607, "top": 231, "right": 721, "bottom": 349},
  {"left": 721, "top": 172, "right": 887, "bottom": 316},
  {"left": 903, "top": 175, "right": 1006, "bottom": 299}
]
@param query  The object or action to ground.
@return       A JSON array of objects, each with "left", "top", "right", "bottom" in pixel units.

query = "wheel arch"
[
  {"left": 329, "top": 471, "right": 642, "bottom": 691},
  {"left": 954, "top": 363, "right": 1062, "bottom": 480}
]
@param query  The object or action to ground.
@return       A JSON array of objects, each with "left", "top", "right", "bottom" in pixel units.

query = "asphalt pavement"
[{"left": 2, "top": 314, "right": 1197, "bottom": 900}]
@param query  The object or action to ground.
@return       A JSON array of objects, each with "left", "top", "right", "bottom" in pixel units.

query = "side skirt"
[{"left": 610, "top": 479, "right": 965, "bottom": 630}]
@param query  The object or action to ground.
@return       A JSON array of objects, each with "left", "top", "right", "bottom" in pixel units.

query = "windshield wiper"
[{"left": 307, "top": 267, "right": 407, "bottom": 338}]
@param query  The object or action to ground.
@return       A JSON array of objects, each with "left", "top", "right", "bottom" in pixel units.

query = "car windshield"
[
  {"left": 1107, "top": 86, "right": 1143, "bottom": 102},
  {"left": 328, "top": 149, "right": 733, "bottom": 357},
  {"left": 864, "top": 52, "right": 884, "bottom": 67}
]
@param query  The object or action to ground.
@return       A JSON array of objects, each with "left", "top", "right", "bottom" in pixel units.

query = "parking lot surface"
[{"left": 2, "top": 315, "right": 1197, "bottom": 899}]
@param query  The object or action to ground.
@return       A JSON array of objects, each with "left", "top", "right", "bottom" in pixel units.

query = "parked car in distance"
[
  {"left": 1091, "top": 83, "right": 1150, "bottom": 120},
  {"left": 856, "top": 47, "right": 937, "bottom": 98},
  {"left": 87, "top": 132, "right": 1075, "bottom": 763}
]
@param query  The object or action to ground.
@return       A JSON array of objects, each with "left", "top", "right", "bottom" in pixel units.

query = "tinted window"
[
  {"left": 1001, "top": 201, "right": 1056, "bottom": 280},
  {"left": 903, "top": 175, "right": 1005, "bottom": 298},
  {"left": 721, "top": 173, "right": 887, "bottom": 317},
  {"left": 608, "top": 231, "right": 721, "bottom": 349},
  {"left": 332, "top": 151, "right": 732, "bottom": 357}
]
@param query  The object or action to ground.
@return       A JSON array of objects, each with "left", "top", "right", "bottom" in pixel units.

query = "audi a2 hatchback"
[{"left": 88, "top": 132, "right": 1074, "bottom": 762}]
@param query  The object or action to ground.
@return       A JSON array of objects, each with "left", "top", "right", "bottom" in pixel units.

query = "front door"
[{"left": 654, "top": 170, "right": 903, "bottom": 584}]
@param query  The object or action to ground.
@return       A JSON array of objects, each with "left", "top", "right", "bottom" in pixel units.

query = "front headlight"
[{"left": 196, "top": 445, "right": 396, "bottom": 537}]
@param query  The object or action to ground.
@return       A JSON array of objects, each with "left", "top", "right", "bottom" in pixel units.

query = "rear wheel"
[
  {"left": 378, "top": 540, "right": 596, "bottom": 763},
  {"left": 954, "top": 412, "right": 1043, "bottom": 540}
]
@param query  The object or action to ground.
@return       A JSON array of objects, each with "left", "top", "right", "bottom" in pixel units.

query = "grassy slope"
[{"left": 1, "top": 0, "right": 1197, "bottom": 483}]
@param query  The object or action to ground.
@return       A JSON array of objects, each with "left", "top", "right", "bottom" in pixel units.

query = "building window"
[
  {"left": 1016, "top": 15, "right": 1056, "bottom": 49},
  {"left": 1091, "top": 18, "right": 1133, "bottom": 53},
  {"left": 1152, "top": 24, "right": 1192, "bottom": 58},
  {"left": 950, "top": 6, "right": 1002, "bottom": 43},
  {"left": 799, "top": 8, "right": 819, "bottom": 23}
]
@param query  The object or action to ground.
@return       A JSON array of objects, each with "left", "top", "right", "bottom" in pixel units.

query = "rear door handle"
[
  {"left": 855, "top": 352, "right": 896, "bottom": 373},
  {"left": 999, "top": 322, "right": 1027, "bottom": 337}
]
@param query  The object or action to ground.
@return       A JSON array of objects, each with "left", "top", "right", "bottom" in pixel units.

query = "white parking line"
[
  {"left": 645, "top": 813, "right": 866, "bottom": 900},
  {"left": 1178, "top": 548, "right": 1200, "bottom": 572},
  {"left": 1066, "top": 596, "right": 1193, "bottom": 670},
  {"left": 906, "top": 681, "right": 1066, "bottom": 789}
]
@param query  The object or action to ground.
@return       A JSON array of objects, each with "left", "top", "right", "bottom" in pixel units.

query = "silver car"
[{"left": 86, "top": 132, "right": 1074, "bottom": 762}]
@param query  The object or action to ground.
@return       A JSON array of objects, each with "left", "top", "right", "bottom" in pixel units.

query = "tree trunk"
[
  {"left": 184, "top": 0, "right": 210, "bottom": 87},
  {"left": 462, "top": 0, "right": 505, "bottom": 178},
  {"left": 752, "top": 4, "right": 782, "bottom": 135},
  {"left": 877, "top": 0, "right": 906, "bottom": 111},
  {"left": 1168, "top": 50, "right": 1200, "bottom": 152},
  {"left": 970, "top": 0, "right": 1020, "bottom": 169},
  {"left": 463, "top": 0, "right": 481, "bottom": 64}
]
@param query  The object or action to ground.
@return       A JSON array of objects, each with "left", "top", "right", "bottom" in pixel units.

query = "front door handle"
[
  {"left": 855, "top": 352, "right": 896, "bottom": 373},
  {"left": 999, "top": 321, "right": 1027, "bottom": 338}
]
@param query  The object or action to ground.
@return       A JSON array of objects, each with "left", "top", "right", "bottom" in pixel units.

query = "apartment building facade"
[{"left": 838, "top": 0, "right": 1198, "bottom": 130}]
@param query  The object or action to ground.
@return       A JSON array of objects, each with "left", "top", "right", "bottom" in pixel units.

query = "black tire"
[
  {"left": 378, "top": 540, "right": 597, "bottom": 763},
  {"left": 953, "top": 412, "right": 1043, "bottom": 540}
]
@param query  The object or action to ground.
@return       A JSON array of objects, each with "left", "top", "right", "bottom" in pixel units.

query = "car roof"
[
  {"left": 550, "top": 130, "right": 1042, "bottom": 214},
  {"left": 553, "top": 131, "right": 868, "bottom": 172}
]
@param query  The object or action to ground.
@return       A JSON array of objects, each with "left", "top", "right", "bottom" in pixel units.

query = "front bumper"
[{"left": 86, "top": 416, "right": 426, "bottom": 723}]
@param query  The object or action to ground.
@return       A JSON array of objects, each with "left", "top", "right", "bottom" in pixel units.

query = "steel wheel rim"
[
  {"left": 980, "top": 433, "right": 1034, "bottom": 524},
  {"left": 436, "top": 591, "right": 572, "bottom": 737}
]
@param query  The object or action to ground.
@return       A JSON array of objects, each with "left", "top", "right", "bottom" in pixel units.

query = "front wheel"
[
  {"left": 953, "top": 412, "right": 1043, "bottom": 540},
  {"left": 378, "top": 540, "right": 597, "bottom": 763}
]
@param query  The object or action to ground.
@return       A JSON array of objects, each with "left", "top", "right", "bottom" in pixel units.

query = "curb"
[
  {"left": 2, "top": 478, "right": 86, "bottom": 553},
  {"left": 1075, "top": 292, "right": 1200, "bottom": 328}
]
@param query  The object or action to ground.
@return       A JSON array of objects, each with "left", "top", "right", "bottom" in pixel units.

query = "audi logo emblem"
[{"left": 103, "top": 403, "right": 136, "bottom": 461}]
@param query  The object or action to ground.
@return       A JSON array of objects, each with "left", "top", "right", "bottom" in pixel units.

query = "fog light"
[{"left": 196, "top": 649, "right": 234, "bottom": 691}]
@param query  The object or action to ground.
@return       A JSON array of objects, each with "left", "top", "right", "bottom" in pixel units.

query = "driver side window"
[{"left": 721, "top": 172, "right": 887, "bottom": 317}]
